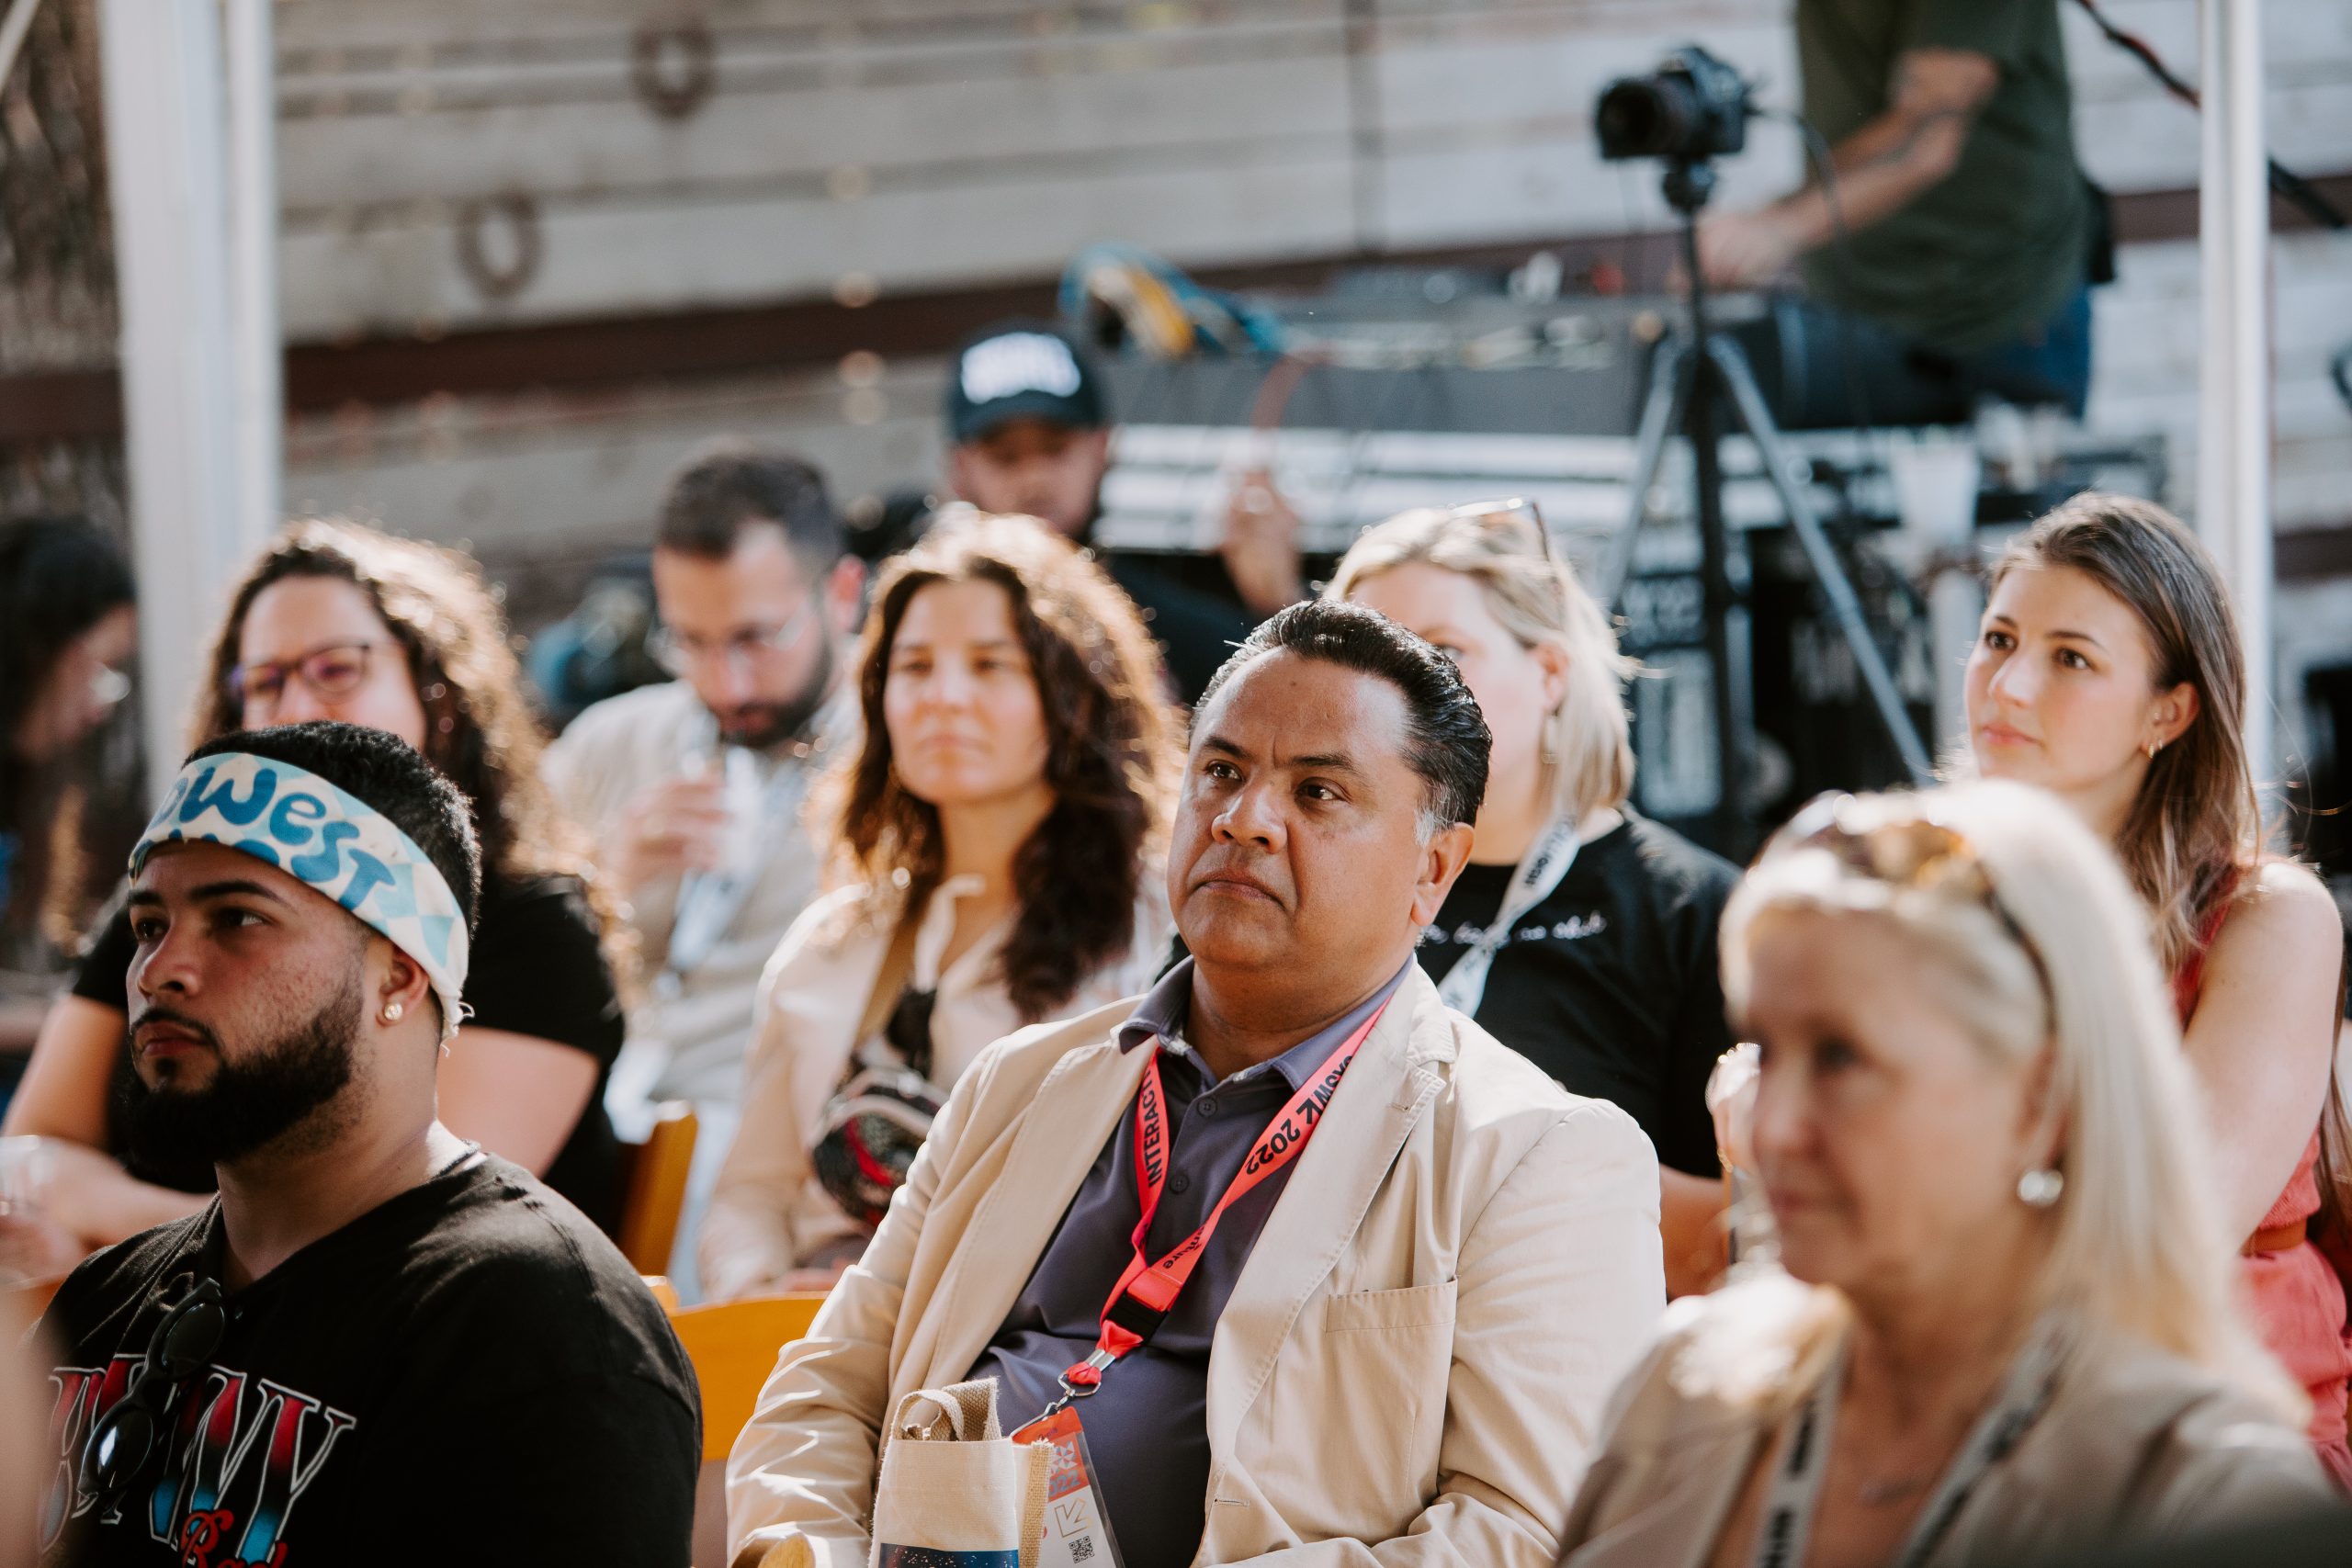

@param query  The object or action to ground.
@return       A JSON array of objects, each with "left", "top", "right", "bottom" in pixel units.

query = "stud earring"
[
  {"left": 2017, "top": 1168, "right": 2064, "bottom": 1208},
  {"left": 379, "top": 1001, "right": 404, "bottom": 1025},
  {"left": 2144, "top": 738, "right": 2162, "bottom": 760}
]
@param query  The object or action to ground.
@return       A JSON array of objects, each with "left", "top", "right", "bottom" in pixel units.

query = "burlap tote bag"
[{"left": 867, "top": 1377, "right": 1048, "bottom": 1568}]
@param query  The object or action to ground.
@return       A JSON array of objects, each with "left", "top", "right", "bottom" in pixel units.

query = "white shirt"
[
  {"left": 696, "top": 874, "right": 1172, "bottom": 1301},
  {"left": 542, "top": 680, "right": 858, "bottom": 1104}
]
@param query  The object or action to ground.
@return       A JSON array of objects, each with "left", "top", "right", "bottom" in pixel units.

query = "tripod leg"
[
  {"left": 1599, "top": 338, "right": 1690, "bottom": 610},
  {"left": 1688, "top": 339, "right": 1750, "bottom": 849},
  {"left": 1703, "top": 335, "right": 1937, "bottom": 785}
]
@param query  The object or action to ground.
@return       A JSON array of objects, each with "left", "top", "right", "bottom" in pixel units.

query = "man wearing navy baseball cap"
[{"left": 944, "top": 319, "right": 1305, "bottom": 703}]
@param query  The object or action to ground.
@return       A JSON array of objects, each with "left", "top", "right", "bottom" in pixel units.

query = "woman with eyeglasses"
[
  {"left": 1328, "top": 503, "right": 1739, "bottom": 1296},
  {"left": 4, "top": 518, "right": 633, "bottom": 1257},
  {"left": 1558, "top": 783, "right": 2330, "bottom": 1566},
  {"left": 1, "top": 516, "right": 136, "bottom": 1064},
  {"left": 1960, "top": 494, "right": 2350, "bottom": 1484},
  {"left": 695, "top": 513, "right": 1175, "bottom": 1301}
]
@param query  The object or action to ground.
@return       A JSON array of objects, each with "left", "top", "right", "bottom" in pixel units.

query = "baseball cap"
[{"left": 944, "top": 321, "right": 1108, "bottom": 444}]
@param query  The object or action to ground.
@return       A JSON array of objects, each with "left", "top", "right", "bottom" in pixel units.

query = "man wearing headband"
[{"left": 34, "top": 722, "right": 698, "bottom": 1566}]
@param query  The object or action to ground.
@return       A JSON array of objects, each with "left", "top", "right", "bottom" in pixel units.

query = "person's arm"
[
  {"left": 545, "top": 711, "right": 727, "bottom": 905},
  {"left": 2, "top": 996, "right": 207, "bottom": 1248},
  {"left": 1237, "top": 1100, "right": 1666, "bottom": 1568},
  {"left": 725, "top": 1039, "right": 1002, "bottom": 1568},
  {"left": 1697, "top": 46, "right": 2001, "bottom": 288},
  {"left": 0, "top": 992, "right": 48, "bottom": 1053},
  {"left": 1661, "top": 869, "right": 1737, "bottom": 1297},
  {"left": 435, "top": 1026, "right": 599, "bottom": 1175},
  {"left": 1659, "top": 1168, "right": 1727, "bottom": 1299},
  {"left": 1218, "top": 469, "right": 1306, "bottom": 619},
  {"left": 2178, "top": 863, "right": 2345, "bottom": 1241}
]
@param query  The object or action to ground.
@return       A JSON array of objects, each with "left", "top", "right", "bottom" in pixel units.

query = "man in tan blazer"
[{"left": 728, "top": 599, "right": 1666, "bottom": 1568}]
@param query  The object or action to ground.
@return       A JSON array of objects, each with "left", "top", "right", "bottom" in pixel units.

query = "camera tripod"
[{"left": 1594, "top": 156, "right": 1933, "bottom": 849}]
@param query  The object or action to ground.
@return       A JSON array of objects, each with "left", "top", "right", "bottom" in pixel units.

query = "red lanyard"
[{"left": 1057, "top": 999, "right": 1390, "bottom": 1398}]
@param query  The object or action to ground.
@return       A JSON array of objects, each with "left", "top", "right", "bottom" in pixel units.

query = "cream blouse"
[{"left": 696, "top": 873, "right": 1170, "bottom": 1301}]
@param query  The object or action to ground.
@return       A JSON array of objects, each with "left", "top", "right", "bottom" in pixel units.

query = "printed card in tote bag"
[{"left": 869, "top": 1378, "right": 1049, "bottom": 1568}]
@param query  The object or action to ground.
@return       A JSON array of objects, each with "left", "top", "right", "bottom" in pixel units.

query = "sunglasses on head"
[
  {"left": 1443, "top": 497, "right": 1556, "bottom": 561},
  {"left": 81, "top": 1274, "right": 227, "bottom": 1514},
  {"left": 1775, "top": 792, "right": 2047, "bottom": 983}
]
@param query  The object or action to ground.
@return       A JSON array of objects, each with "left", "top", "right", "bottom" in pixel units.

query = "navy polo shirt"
[{"left": 967, "top": 956, "right": 1410, "bottom": 1568}]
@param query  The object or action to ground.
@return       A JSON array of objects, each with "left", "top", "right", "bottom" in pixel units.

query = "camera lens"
[
  {"left": 1592, "top": 46, "right": 1750, "bottom": 164},
  {"left": 1596, "top": 76, "right": 1695, "bottom": 161}
]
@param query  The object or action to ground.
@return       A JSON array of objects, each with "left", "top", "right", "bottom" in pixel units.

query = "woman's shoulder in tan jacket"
[{"left": 1562, "top": 1276, "right": 2333, "bottom": 1568}]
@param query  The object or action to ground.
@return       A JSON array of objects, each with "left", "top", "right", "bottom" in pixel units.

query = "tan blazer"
[
  {"left": 727, "top": 964, "right": 1667, "bottom": 1567},
  {"left": 1559, "top": 1284, "right": 2335, "bottom": 1568}
]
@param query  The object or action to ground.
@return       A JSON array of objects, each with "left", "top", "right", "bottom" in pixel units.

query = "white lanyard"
[
  {"left": 1434, "top": 816, "right": 1581, "bottom": 1019},
  {"left": 665, "top": 750, "right": 812, "bottom": 981},
  {"left": 1748, "top": 1317, "right": 2068, "bottom": 1568}
]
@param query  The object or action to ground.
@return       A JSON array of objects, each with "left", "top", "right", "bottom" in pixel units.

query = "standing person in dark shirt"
[
  {"left": 1697, "top": 0, "right": 2098, "bottom": 425},
  {"left": 5, "top": 520, "right": 628, "bottom": 1259},
  {"left": 941, "top": 320, "right": 1308, "bottom": 704},
  {"left": 35, "top": 721, "right": 696, "bottom": 1567},
  {"left": 1333, "top": 503, "right": 1739, "bottom": 1294}
]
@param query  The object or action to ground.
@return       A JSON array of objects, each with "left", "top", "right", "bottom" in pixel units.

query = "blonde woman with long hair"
[
  {"left": 1965, "top": 493, "right": 2349, "bottom": 1482},
  {"left": 1559, "top": 783, "right": 2329, "bottom": 1567},
  {"left": 1330, "top": 502, "right": 1737, "bottom": 1295}
]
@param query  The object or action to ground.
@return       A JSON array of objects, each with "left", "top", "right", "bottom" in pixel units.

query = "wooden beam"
[{"left": 4, "top": 172, "right": 2346, "bottom": 443}]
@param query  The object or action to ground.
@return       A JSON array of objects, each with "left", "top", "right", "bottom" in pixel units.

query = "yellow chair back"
[
  {"left": 615, "top": 1101, "right": 698, "bottom": 1275},
  {"left": 668, "top": 1292, "right": 828, "bottom": 1462}
]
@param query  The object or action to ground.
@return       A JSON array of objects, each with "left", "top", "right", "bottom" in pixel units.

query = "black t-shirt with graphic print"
[
  {"left": 34, "top": 1154, "right": 698, "bottom": 1568},
  {"left": 1416, "top": 812, "right": 1738, "bottom": 1178}
]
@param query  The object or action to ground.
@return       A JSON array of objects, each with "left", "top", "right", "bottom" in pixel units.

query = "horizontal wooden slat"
[
  {"left": 276, "top": 39, "right": 1353, "bottom": 213},
  {"left": 279, "top": 153, "right": 1362, "bottom": 336},
  {"left": 263, "top": 0, "right": 2352, "bottom": 337}
]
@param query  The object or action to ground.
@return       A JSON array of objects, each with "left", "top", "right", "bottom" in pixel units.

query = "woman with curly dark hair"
[
  {"left": 698, "top": 512, "right": 1177, "bottom": 1300},
  {"left": 5, "top": 519, "right": 636, "bottom": 1256}
]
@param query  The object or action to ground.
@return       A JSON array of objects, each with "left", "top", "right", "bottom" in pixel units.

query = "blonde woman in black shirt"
[{"left": 1331, "top": 502, "right": 1736, "bottom": 1295}]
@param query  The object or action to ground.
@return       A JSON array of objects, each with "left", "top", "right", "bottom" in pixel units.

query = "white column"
[
  {"left": 97, "top": 0, "right": 277, "bottom": 794},
  {"left": 226, "top": 0, "right": 282, "bottom": 542},
  {"left": 2196, "top": 0, "right": 2273, "bottom": 774}
]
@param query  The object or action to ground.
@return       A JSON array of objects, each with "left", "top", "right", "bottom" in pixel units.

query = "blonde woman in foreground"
[{"left": 1558, "top": 783, "right": 2328, "bottom": 1568}]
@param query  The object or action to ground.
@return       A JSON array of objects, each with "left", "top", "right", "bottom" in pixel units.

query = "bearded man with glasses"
[{"left": 545, "top": 442, "right": 864, "bottom": 1292}]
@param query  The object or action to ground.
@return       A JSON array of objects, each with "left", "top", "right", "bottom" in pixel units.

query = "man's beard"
[
  {"left": 715, "top": 636, "right": 835, "bottom": 750},
  {"left": 120, "top": 974, "right": 366, "bottom": 1171}
]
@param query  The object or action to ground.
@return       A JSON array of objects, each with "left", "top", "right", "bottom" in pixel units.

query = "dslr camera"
[{"left": 1594, "top": 44, "right": 1754, "bottom": 164}]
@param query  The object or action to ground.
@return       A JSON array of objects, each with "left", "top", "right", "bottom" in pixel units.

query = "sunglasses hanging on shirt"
[{"left": 81, "top": 1274, "right": 227, "bottom": 1514}]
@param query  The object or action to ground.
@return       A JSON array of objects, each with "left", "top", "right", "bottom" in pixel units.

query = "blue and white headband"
[{"left": 130, "top": 752, "right": 471, "bottom": 1030}]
